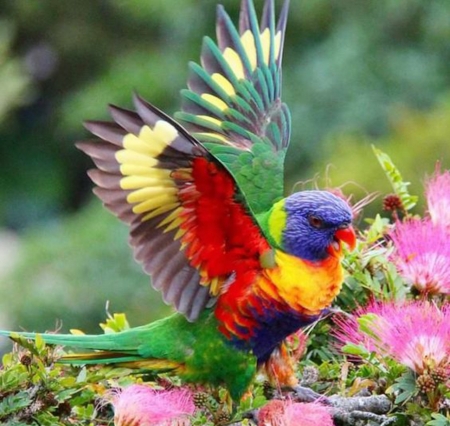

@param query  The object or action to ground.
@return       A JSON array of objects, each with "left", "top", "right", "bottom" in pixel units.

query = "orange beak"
[{"left": 335, "top": 225, "right": 357, "bottom": 251}]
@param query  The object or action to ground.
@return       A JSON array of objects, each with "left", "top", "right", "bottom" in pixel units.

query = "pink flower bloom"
[
  {"left": 426, "top": 168, "right": 450, "bottom": 230},
  {"left": 332, "top": 304, "right": 378, "bottom": 355},
  {"left": 258, "top": 400, "right": 285, "bottom": 426},
  {"left": 334, "top": 300, "right": 450, "bottom": 374},
  {"left": 258, "top": 400, "right": 334, "bottom": 426},
  {"left": 282, "top": 402, "right": 334, "bottom": 426},
  {"left": 390, "top": 219, "right": 450, "bottom": 294},
  {"left": 111, "top": 384, "right": 195, "bottom": 426}
]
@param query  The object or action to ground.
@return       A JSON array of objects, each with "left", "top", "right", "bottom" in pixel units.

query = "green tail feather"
[
  {"left": 0, "top": 328, "right": 145, "bottom": 365},
  {"left": 0, "top": 311, "right": 258, "bottom": 400},
  {"left": 0, "top": 313, "right": 185, "bottom": 364},
  {"left": 0, "top": 329, "right": 139, "bottom": 353}
]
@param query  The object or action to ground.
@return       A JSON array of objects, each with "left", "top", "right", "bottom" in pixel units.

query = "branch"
[{"left": 328, "top": 394, "right": 393, "bottom": 426}]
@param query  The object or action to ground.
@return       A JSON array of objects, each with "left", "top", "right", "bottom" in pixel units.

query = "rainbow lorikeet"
[{"left": 1, "top": 0, "right": 356, "bottom": 400}]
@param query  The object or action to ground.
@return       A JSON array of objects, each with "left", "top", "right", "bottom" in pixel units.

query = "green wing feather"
[{"left": 175, "top": 0, "right": 291, "bottom": 214}]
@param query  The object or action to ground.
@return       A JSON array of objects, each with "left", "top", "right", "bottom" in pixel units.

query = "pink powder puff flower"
[
  {"left": 110, "top": 384, "right": 195, "bottom": 426},
  {"left": 390, "top": 218, "right": 450, "bottom": 294},
  {"left": 331, "top": 303, "right": 378, "bottom": 356},
  {"left": 370, "top": 301, "right": 450, "bottom": 374},
  {"left": 425, "top": 168, "right": 450, "bottom": 230},
  {"left": 334, "top": 300, "right": 450, "bottom": 375},
  {"left": 258, "top": 400, "right": 334, "bottom": 426}
]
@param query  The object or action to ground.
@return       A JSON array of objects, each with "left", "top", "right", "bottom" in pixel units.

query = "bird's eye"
[{"left": 308, "top": 215, "right": 324, "bottom": 229}]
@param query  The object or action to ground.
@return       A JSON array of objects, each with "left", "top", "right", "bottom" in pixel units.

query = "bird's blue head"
[{"left": 267, "top": 190, "right": 356, "bottom": 262}]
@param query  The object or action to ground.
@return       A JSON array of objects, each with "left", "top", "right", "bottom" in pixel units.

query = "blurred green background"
[{"left": 0, "top": 0, "right": 449, "bottom": 348}]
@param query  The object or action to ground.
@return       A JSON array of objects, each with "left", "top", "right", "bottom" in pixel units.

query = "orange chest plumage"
[
  {"left": 215, "top": 249, "right": 345, "bottom": 344},
  {"left": 262, "top": 250, "right": 344, "bottom": 315}
]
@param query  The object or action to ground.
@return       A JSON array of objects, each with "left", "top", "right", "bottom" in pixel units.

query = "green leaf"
[
  {"left": 252, "top": 395, "right": 268, "bottom": 409},
  {"left": 364, "top": 214, "right": 391, "bottom": 243},
  {"left": 387, "top": 369, "right": 417, "bottom": 404},
  {"left": 357, "top": 313, "right": 380, "bottom": 340},
  {"left": 76, "top": 366, "right": 88, "bottom": 383},
  {"left": 35, "top": 333, "right": 45, "bottom": 352},
  {"left": 100, "top": 312, "right": 130, "bottom": 334},
  {"left": 0, "top": 391, "right": 32, "bottom": 417},
  {"left": 427, "top": 413, "right": 450, "bottom": 426},
  {"left": 341, "top": 343, "right": 370, "bottom": 358},
  {"left": 372, "top": 145, "right": 418, "bottom": 211},
  {"left": 72, "top": 403, "right": 95, "bottom": 420},
  {"left": 9, "top": 334, "right": 40, "bottom": 356}
]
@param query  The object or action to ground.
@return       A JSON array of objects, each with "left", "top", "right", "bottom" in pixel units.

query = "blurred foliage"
[
  {"left": 1, "top": 0, "right": 450, "bottom": 347},
  {"left": 322, "top": 99, "right": 450, "bottom": 218},
  {"left": 1, "top": 0, "right": 450, "bottom": 225},
  {"left": 0, "top": 20, "right": 32, "bottom": 123},
  {"left": 0, "top": 202, "right": 170, "bottom": 340},
  {"left": 0, "top": 328, "right": 136, "bottom": 425}
]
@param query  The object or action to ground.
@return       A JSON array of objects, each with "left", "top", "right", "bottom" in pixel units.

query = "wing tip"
[{"left": 276, "top": 0, "right": 290, "bottom": 63}]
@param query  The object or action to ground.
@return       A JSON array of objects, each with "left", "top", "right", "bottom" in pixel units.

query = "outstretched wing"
[
  {"left": 175, "top": 0, "right": 291, "bottom": 215},
  {"left": 78, "top": 95, "right": 271, "bottom": 322}
]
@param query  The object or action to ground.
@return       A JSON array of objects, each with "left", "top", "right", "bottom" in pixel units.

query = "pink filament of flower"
[
  {"left": 426, "top": 168, "right": 450, "bottom": 230},
  {"left": 390, "top": 219, "right": 450, "bottom": 294},
  {"left": 112, "top": 385, "right": 195, "bottom": 426},
  {"left": 334, "top": 300, "right": 450, "bottom": 374},
  {"left": 258, "top": 400, "right": 333, "bottom": 426}
]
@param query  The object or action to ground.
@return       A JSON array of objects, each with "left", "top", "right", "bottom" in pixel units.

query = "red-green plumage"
[
  {"left": 181, "top": 156, "right": 267, "bottom": 280},
  {"left": 177, "top": 0, "right": 291, "bottom": 214},
  {"left": 0, "top": 0, "right": 357, "bottom": 400}
]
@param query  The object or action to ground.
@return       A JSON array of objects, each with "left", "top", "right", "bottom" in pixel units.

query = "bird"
[{"left": 0, "top": 0, "right": 356, "bottom": 401}]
